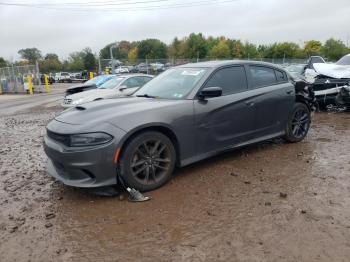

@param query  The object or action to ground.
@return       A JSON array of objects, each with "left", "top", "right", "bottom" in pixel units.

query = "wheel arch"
[{"left": 295, "top": 94, "right": 312, "bottom": 111}]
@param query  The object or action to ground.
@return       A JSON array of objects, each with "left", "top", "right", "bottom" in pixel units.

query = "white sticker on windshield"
[{"left": 181, "top": 70, "right": 203, "bottom": 76}]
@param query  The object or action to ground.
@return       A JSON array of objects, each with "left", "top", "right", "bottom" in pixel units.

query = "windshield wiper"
[{"left": 136, "top": 94, "right": 157, "bottom": 98}]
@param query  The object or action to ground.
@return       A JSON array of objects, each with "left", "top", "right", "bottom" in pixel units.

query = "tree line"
[{"left": 1, "top": 33, "right": 349, "bottom": 73}]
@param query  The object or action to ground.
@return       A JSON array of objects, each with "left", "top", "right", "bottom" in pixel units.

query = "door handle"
[
  {"left": 245, "top": 101, "right": 255, "bottom": 107},
  {"left": 286, "top": 90, "right": 293, "bottom": 95}
]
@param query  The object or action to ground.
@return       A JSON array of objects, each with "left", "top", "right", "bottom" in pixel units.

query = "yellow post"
[
  {"left": 44, "top": 74, "right": 50, "bottom": 93},
  {"left": 105, "top": 68, "right": 109, "bottom": 75},
  {"left": 89, "top": 72, "right": 94, "bottom": 79},
  {"left": 27, "top": 74, "right": 33, "bottom": 95}
]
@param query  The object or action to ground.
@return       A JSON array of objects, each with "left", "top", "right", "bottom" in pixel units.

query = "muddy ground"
[{"left": 0, "top": 103, "right": 349, "bottom": 262}]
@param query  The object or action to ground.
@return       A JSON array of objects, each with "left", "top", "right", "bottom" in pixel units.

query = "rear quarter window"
[
  {"left": 275, "top": 70, "right": 287, "bottom": 83},
  {"left": 249, "top": 66, "right": 277, "bottom": 88}
]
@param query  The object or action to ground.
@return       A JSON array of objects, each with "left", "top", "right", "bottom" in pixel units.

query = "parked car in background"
[
  {"left": 40, "top": 74, "right": 55, "bottom": 85},
  {"left": 44, "top": 61, "right": 314, "bottom": 192},
  {"left": 303, "top": 54, "right": 350, "bottom": 109},
  {"left": 284, "top": 64, "right": 306, "bottom": 79},
  {"left": 65, "top": 75, "right": 115, "bottom": 96},
  {"left": 62, "top": 74, "right": 153, "bottom": 107},
  {"left": 137, "top": 63, "right": 152, "bottom": 73},
  {"left": 115, "top": 66, "right": 129, "bottom": 74},
  {"left": 150, "top": 62, "right": 165, "bottom": 72},
  {"left": 54, "top": 72, "right": 72, "bottom": 83}
]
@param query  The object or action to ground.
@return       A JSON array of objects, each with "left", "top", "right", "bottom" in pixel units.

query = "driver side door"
[{"left": 194, "top": 66, "right": 256, "bottom": 155}]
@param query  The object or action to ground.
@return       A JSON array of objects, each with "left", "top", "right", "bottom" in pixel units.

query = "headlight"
[
  {"left": 70, "top": 132, "right": 113, "bottom": 147},
  {"left": 72, "top": 98, "right": 84, "bottom": 105}
]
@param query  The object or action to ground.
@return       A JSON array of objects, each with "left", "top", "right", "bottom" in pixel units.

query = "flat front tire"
[
  {"left": 119, "top": 131, "right": 176, "bottom": 191},
  {"left": 284, "top": 102, "right": 311, "bottom": 143}
]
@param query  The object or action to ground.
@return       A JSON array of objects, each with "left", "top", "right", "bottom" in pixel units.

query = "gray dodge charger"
[{"left": 44, "top": 61, "right": 314, "bottom": 191}]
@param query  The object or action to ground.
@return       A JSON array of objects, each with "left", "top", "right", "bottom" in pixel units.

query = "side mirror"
[
  {"left": 119, "top": 85, "right": 127, "bottom": 91},
  {"left": 198, "top": 86, "right": 222, "bottom": 100}
]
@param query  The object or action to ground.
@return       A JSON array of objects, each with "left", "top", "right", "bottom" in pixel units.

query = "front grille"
[{"left": 47, "top": 130, "right": 70, "bottom": 146}]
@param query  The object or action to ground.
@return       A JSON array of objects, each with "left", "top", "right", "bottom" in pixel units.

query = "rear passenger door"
[
  {"left": 194, "top": 66, "right": 256, "bottom": 155},
  {"left": 247, "top": 65, "right": 294, "bottom": 137}
]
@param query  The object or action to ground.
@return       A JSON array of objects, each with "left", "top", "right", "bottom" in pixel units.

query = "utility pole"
[{"left": 109, "top": 45, "right": 115, "bottom": 74}]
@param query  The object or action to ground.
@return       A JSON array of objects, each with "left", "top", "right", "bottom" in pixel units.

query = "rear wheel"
[
  {"left": 284, "top": 102, "right": 311, "bottom": 143},
  {"left": 119, "top": 131, "right": 176, "bottom": 191}
]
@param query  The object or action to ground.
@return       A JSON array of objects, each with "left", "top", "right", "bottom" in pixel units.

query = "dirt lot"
[{"left": 0, "top": 102, "right": 350, "bottom": 262}]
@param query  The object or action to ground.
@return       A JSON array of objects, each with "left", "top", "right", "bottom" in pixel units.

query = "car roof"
[
  {"left": 115, "top": 73, "right": 153, "bottom": 78},
  {"left": 178, "top": 60, "right": 283, "bottom": 69}
]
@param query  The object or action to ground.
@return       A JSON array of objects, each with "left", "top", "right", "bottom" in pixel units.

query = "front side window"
[
  {"left": 123, "top": 77, "right": 144, "bottom": 88},
  {"left": 134, "top": 67, "right": 207, "bottom": 99},
  {"left": 203, "top": 66, "right": 248, "bottom": 95},
  {"left": 98, "top": 77, "right": 124, "bottom": 89},
  {"left": 249, "top": 66, "right": 277, "bottom": 88}
]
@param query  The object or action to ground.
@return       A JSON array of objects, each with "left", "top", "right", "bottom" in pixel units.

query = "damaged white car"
[{"left": 303, "top": 54, "right": 350, "bottom": 109}]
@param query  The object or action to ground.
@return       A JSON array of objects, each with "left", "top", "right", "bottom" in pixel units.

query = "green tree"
[
  {"left": 303, "top": 40, "right": 322, "bottom": 57},
  {"left": 128, "top": 47, "right": 138, "bottom": 63},
  {"left": 39, "top": 53, "right": 62, "bottom": 73},
  {"left": 67, "top": 51, "right": 84, "bottom": 71},
  {"left": 83, "top": 48, "right": 96, "bottom": 71},
  {"left": 137, "top": 39, "right": 167, "bottom": 59},
  {"left": 209, "top": 39, "right": 231, "bottom": 59},
  {"left": 183, "top": 33, "right": 208, "bottom": 59},
  {"left": 99, "top": 41, "right": 135, "bottom": 60},
  {"left": 321, "top": 38, "right": 349, "bottom": 61},
  {"left": 241, "top": 41, "right": 259, "bottom": 59},
  {"left": 18, "top": 48, "right": 42, "bottom": 63},
  {"left": 274, "top": 42, "right": 301, "bottom": 58},
  {"left": 167, "top": 37, "right": 182, "bottom": 59},
  {"left": 0, "top": 57, "right": 7, "bottom": 68},
  {"left": 232, "top": 40, "right": 243, "bottom": 58}
]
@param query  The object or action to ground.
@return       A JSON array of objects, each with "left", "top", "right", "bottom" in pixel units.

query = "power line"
[{"left": 0, "top": 0, "right": 238, "bottom": 12}]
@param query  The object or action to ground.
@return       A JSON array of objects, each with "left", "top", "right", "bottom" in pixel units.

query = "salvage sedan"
[
  {"left": 44, "top": 61, "right": 314, "bottom": 191},
  {"left": 62, "top": 74, "right": 153, "bottom": 108}
]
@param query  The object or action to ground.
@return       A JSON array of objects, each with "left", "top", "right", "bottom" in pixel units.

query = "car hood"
[
  {"left": 313, "top": 63, "right": 350, "bottom": 79},
  {"left": 67, "top": 83, "right": 95, "bottom": 90},
  {"left": 55, "top": 97, "right": 188, "bottom": 128},
  {"left": 65, "top": 88, "right": 119, "bottom": 103}
]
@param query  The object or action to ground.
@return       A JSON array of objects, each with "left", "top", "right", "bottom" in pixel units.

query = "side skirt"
[{"left": 180, "top": 131, "right": 285, "bottom": 167}]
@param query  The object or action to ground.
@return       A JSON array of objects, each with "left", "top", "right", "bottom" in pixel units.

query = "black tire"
[
  {"left": 119, "top": 131, "right": 176, "bottom": 191},
  {"left": 284, "top": 102, "right": 311, "bottom": 143}
]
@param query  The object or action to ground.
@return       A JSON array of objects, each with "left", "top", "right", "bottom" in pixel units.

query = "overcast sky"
[{"left": 0, "top": 0, "right": 349, "bottom": 60}]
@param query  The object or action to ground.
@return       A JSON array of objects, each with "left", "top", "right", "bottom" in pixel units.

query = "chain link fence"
[
  {"left": 0, "top": 64, "right": 42, "bottom": 94},
  {"left": 98, "top": 57, "right": 309, "bottom": 75}
]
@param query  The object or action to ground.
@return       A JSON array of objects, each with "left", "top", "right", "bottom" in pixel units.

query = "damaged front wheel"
[{"left": 284, "top": 102, "right": 311, "bottom": 143}]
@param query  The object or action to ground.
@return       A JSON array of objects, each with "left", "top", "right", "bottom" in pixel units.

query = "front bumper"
[
  {"left": 44, "top": 135, "right": 118, "bottom": 187},
  {"left": 43, "top": 120, "right": 126, "bottom": 188}
]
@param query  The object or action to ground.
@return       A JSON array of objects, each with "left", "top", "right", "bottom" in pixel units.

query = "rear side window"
[
  {"left": 204, "top": 66, "right": 247, "bottom": 95},
  {"left": 275, "top": 70, "right": 287, "bottom": 82},
  {"left": 249, "top": 66, "right": 277, "bottom": 88}
]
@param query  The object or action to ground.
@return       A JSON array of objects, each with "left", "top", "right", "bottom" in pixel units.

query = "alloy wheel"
[
  {"left": 291, "top": 108, "right": 309, "bottom": 139},
  {"left": 130, "top": 139, "right": 172, "bottom": 185}
]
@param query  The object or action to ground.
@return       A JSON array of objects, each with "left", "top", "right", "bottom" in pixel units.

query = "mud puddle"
[{"left": 0, "top": 108, "right": 350, "bottom": 261}]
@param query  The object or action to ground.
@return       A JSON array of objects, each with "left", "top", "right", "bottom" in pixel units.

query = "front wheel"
[
  {"left": 284, "top": 102, "right": 311, "bottom": 143},
  {"left": 119, "top": 131, "right": 176, "bottom": 191}
]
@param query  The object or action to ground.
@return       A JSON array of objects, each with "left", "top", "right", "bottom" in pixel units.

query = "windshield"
[
  {"left": 98, "top": 77, "right": 124, "bottom": 89},
  {"left": 336, "top": 55, "right": 350, "bottom": 65},
  {"left": 84, "top": 75, "right": 114, "bottom": 86},
  {"left": 134, "top": 67, "right": 207, "bottom": 99}
]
